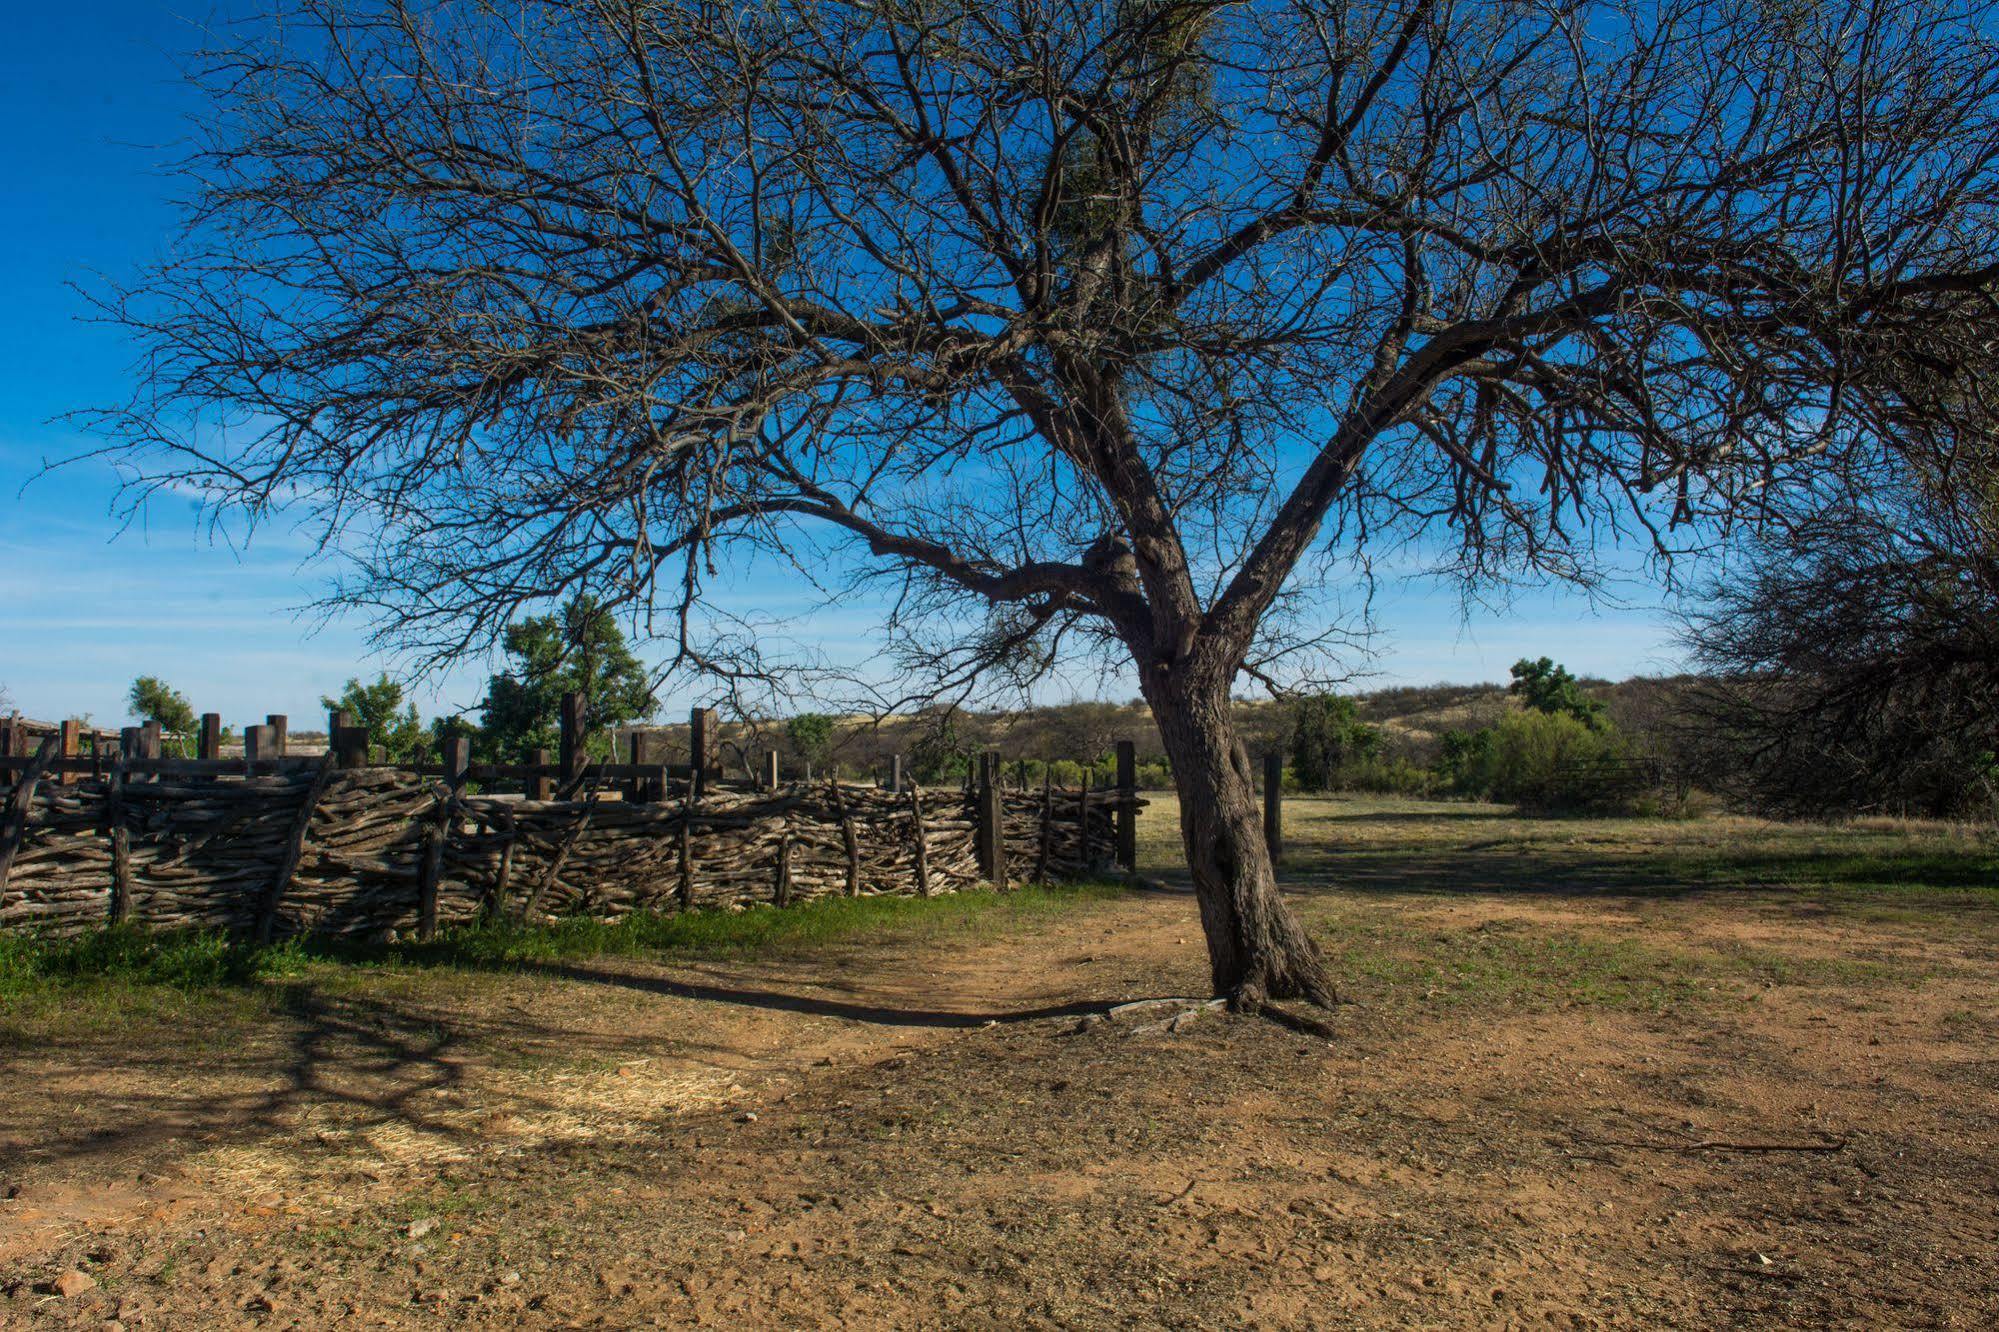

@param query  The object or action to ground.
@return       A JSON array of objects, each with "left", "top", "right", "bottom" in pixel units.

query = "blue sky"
[{"left": 0, "top": 1, "right": 1689, "bottom": 731}]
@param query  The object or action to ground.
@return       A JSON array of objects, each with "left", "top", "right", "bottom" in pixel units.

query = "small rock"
[
  {"left": 407, "top": 1218, "right": 438, "bottom": 1239},
  {"left": 736, "top": 1112, "right": 758, "bottom": 1124},
  {"left": 498, "top": 1271, "right": 522, "bottom": 1287},
  {"left": 54, "top": 1269, "right": 96, "bottom": 1299}
]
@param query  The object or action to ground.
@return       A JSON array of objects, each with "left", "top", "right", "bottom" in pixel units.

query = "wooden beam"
[
  {"left": 829, "top": 776, "right": 861, "bottom": 896},
  {"left": 0, "top": 736, "right": 58, "bottom": 897},
  {"left": 689, "top": 707, "right": 717, "bottom": 793},
  {"left": 977, "top": 752, "right": 1006, "bottom": 889},
  {"left": 523, "top": 766, "right": 597, "bottom": 919},
  {"left": 908, "top": 782, "right": 932, "bottom": 898},
  {"left": 58, "top": 719, "right": 82, "bottom": 786},
  {"left": 331, "top": 725, "right": 371, "bottom": 769},
  {"left": 107, "top": 746, "right": 133, "bottom": 925},
  {"left": 764, "top": 749, "right": 780, "bottom": 791},
  {"left": 416, "top": 736, "right": 474, "bottom": 941},
  {"left": 1115, "top": 740, "right": 1137, "bottom": 871},
  {"left": 529, "top": 748, "right": 554, "bottom": 801},
  {"left": 1035, "top": 768, "right": 1053, "bottom": 884},
  {"left": 265, "top": 714, "right": 289, "bottom": 756},
  {"left": 243, "top": 723, "right": 272, "bottom": 769},
  {"left": 257, "top": 752, "right": 339, "bottom": 944},
  {"left": 199, "top": 713, "right": 222, "bottom": 761}
]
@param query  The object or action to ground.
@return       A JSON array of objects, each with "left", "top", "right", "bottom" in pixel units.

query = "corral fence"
[{"left": 0, "top": 700, "right": 1143, "bottom": 941}]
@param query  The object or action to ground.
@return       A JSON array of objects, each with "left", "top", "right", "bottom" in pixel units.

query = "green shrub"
[
  {"left": 1443, "top": 711, "right": 1634, "bottom": 809},
  {"left": 1328, "top": 755, "right": 1437, "bottom": 796},
  {"left": 1289, "top": 695, "right": 1382, "bottom": 791}
]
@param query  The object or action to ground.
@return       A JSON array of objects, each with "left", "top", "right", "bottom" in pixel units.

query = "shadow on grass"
[
  {"left": 0, "top": 882, "right": 1130, "bottom": 1175},
  {"left": 1267, "top": 845, "right": 1999, "bottom": 913},
  {"left": 529, "top": 960, "right": 1106, "bottom": 1028}
]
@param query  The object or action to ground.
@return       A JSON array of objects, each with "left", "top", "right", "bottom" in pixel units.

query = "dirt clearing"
[{"left": 3, "top": 797, "right": 1996, "bottom": 1328}]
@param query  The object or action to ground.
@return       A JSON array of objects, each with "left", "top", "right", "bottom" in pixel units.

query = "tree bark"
[{"left": 1146, "top": 672, "right": 1334, "bottom": 1012}]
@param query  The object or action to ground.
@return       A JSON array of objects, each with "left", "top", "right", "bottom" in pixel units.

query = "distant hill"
[{"left": 625, "top": 675, "right": 1706, "bottom": 780}]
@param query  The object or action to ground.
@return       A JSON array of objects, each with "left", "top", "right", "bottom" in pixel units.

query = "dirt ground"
[{"left": 2, "top": 796, "right": 1996, "bottom": 1329}]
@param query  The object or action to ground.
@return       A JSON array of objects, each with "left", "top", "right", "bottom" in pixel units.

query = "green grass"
[
  {"left": 362, "top": 880, "right": 1127, "bottom": 970},
  {"left": 1306, "top": 910, "right": 1931, "bottom": 1014},
  {"left": 0, "top": 881, "right": 1125, "bottom": 1011},
  {"left": 1314, "top": 913, "right": 1719, "bottom": 1012}
]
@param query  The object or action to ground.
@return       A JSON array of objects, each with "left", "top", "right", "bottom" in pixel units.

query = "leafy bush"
[
  {"left": 1289, "top": 694, "right": 1382, "bottom": 790},
  {"left": 1442, "top": 711, "right": 1635, "bottom": 810},
  {"left": 1326, "top": 755, "right": 1437, "bottom": 796}
]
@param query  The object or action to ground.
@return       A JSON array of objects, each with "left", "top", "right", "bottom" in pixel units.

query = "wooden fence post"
[
  {"left": 1115, "top": 740, "right": 1137, "bottom": 872},
  {"left": 107, "top": 730, "right": 134, "bottom": 925},
  {"left": 828, "top": 775, "right": 861, "bottom": 896},
  {"left": 908, "top": 782, "right": 932, "bottom": 897},
  {"left": 259, "top": 751, "right": 339, "bottom": 944},
  {"left": 888, "top": 753, "right": 904, "bottom": 794},
  {"left": 139, "top": 721, "right": 162, "bottom": 761},
  {"left": 977, "top": 752, "right": 1006, "bottom": 889},
  {"left": 0, "top": 736, "right": 57, "bottom": 897},
  {"left": 199, "top": 712, "right": 222, "bottom": 761},
  {"left": 331, "top": 708, "right": 369, "bottom": 769},
  {"left": 631, "top": 731, "right": 666, "bottom": 802},
  {"left": 530, "top": 747, "right": 554, "bottom": 801},
  {"left": 675, "top": 779, "right": 696, "bottom": 910},
  {"left": 689, "top": 707, "right": 717, "bottom": 794},
  {"left": 558, "top": 690, "right": 587, "bottom": 796},
  {"left": 444, "top": 734, "right": 472, "bottom": 785},
  {"left": 1263, "top": 751, "right": 1283, "bottom": 863},
  {"left": 244, "top": 723, "right": 271, "bottom": 769},
  {"left": 764, "top": 749, "right": 780, "bottom": 792},
  {"left": 59, "top": 719, "right": 82, "bottom": 786},
  {"left": 1035, "top": 768, "right": 1053, "bottom": 883},
  {"left": 416, "top": 735, "right": 473, "bottom": 941},
  {"left": 266, "top": 714, "right": 288, "bottom": 757}
]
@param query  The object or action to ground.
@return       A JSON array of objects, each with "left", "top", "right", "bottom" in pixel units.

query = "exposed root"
[
  {"left": 1254, "top": 1001, "right": 1341, "bottom": 1041},
  {"left": 1069, "top": 996, "right": 1228, "bottom": 1037}
]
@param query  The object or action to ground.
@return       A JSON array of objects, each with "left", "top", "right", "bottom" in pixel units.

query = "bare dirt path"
[{"left": 4, "top": 797, "right": 1997, "bottom": 1328}]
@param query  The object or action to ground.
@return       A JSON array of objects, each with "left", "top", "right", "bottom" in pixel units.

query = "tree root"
[
  {"left": 1250, "top": 1000, "right": 1342, "bottom": 1041},
  {"left": 1069, "top": 996, "right": 1228, "bottom": 1037}
]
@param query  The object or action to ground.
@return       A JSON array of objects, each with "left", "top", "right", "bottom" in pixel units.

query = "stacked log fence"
[{"left": 0, "top": 705, "right": 1142, "bottom": 941}]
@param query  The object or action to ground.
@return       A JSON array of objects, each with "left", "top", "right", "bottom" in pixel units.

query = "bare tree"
[
  {"left": 1684, "top": 327, "right": 1999, "bottom": 817},
  {"left": 81, "top": 0, "right": 1999, "bottom": 1011}
]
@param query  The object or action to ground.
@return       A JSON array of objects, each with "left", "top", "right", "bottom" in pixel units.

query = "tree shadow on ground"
[{"left": 515, "top": 958, "right": 1108, "bottom": 1029}]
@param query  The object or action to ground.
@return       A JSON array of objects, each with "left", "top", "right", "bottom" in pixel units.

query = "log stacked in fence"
[{"left": 0, "top": 760, "right": 1142, "bottom": 939}]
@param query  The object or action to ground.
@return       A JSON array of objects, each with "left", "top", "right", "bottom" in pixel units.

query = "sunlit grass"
[
  {"left": 1137, "top": 792, "right": 1997, "bottom": 919},
  {"left": 0, "top": 880, "right": 1127, "bottom": 1016}
]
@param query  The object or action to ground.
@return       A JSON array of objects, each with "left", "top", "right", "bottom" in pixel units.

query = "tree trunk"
[{"left": 1147, "top": 674, "right": 1335, "bottom": 1012}]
